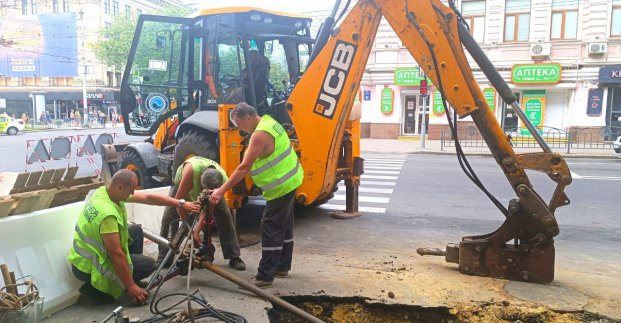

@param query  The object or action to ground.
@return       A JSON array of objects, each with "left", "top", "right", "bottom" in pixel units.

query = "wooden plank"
[
  {"left": 12, "top": 173, "right": 30, "bottom": 189},
  {"left": 10, "top": 176, "right": 99, "bottom": 194},
  {"left": 25, "top": 171, "right": 43, "bottom": 187},
  {"left": 0, "top": 199, "right": 14, "bottom": 218},
  {"left": 10, "top": 189, "right": 57, "bottom": 215},
  {"left": 39, "top": 169, "right": 56, "bottom": 185},
  {"left": 64, "top": 166, "right": 79, "bottom": 180},
  {"left": 51, "top": 168, "right": 66, "bottom": 182},
  {"left": 49, "top": 182, "right": 103, "bottom": 208}
]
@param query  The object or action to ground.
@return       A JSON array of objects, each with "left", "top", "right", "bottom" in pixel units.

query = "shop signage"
[
  {"left": 363, "top": 90, "right": 371, "bottom": 101},
  {"left": 521, "top": 90, "right": 546, "bottom": 134},
  {"left": 598, "top": 65, "right": 621, "bottom": 84},
  {"left": 380, "top": 88, "right": 393, "bottom": 114},
  {"left": 432, "top": 89, "right": 445, "bottom": 115},
  {"left": 483, "top": 88, "right": 496, "bottom": 111},
  {"left": 586, "top": 88, "right": 604, "bottom": 116},
  {"left": 86, "top": 92, "right": 105, "bottom": 100},
  {"left": 394, "top": 67, "right": 427, "bottom": 86},
  {"left": 511, "top": 63, "right": 561, "bottom": 84}
]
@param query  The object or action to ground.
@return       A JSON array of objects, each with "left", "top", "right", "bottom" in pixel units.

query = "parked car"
[
  {"left": 614, "top": 136, "right": 621, "bottom": 155},
  {"left": 0, "top": 114, "right": 24, "bottom": 135}
]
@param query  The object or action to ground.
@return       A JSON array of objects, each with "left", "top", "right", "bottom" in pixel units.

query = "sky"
[{"left": 185, "top": 0, "right": 340, "bottom": 14}]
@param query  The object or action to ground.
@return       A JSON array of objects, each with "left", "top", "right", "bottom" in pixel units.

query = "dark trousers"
[
  {"left": 72, "top": 224, "right": 155, "bottom": 301},
  {"left": 256, "top": 190, "right": 296, "bottom": 282},
  {"left": 159, "top": 187, "right": 241, "bottom": 260}
]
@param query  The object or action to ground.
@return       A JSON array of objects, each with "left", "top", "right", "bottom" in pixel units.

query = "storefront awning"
[{"left": 598, "top": 65, "right": 621, "bottom": 84}]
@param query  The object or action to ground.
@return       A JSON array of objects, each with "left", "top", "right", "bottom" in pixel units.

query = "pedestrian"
[
  {"left": 70, "top": 110, "right": 75, "bottom": 126},
  {"left": 21, "top": 113, "right": 27, "bottom": 125},
  {"left": 209, "top": 102, "right": 303, "bottom": 288},
  {"left": 112, "top": 111, "right": 118, "bottom": 127},
  {"left": 158, "top": 157, "right": 246, "bottom": 271},
  {"left": 67, "top": 170, "right": 201, "bottom": 305},
  {"left": 74, "top": 110, "right": 81, "bottom": 127}
]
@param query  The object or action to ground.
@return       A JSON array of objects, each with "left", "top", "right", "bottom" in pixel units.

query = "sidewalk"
[{"left": 361, "top": 138, "right": 618, "bottom": 159}]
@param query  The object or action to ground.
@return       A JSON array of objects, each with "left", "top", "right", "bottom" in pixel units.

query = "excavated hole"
[{"left": 267, "top": 296, "right": 617, "bottom": 323}]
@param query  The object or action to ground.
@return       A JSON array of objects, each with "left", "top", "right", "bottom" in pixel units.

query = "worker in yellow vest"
[
  {"left": 158, "top": 157, "right": 246, "bottom": 271},
  {"left": 209, "top": 102, "right": 303, "bottom": 288},
  {"left": 67, "top": 170, "right": 200, "bottom": 305}
]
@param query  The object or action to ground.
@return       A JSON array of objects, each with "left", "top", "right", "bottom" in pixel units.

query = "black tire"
[
  {"left": 299, "top": 184, "right": 339, "bottom": 208},
  {"left": 6, "top": 127, "right": 18, "bottom": 135},
  {"left": 118, "top": 150, "right": 157, "bottom": 189},
  {"left": 173, "top": 130, "right": 219, "bottom": 177}
]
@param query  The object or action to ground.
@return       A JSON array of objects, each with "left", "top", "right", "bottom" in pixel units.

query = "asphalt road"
[{"left": 0, "top": 127, "right": 144, "bottom": 176}]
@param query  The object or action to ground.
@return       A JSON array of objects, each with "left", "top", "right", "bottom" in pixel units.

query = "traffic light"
[{"left": 420, "top": 79, "right": 428, "bottom": 95}]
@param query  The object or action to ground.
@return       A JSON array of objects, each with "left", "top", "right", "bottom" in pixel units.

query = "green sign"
[
  {"left": 394, "top": 67, "right": 428, "bottom": 86},
  {"left": 511, "top": 63, "right": 561, "bottom": 84},
  {"left": 381, "top": 88, "right": 393, "bottom": 114},
  {"left": 521, "top": 90, "right": 546, "bottom": 134},
  {"left": 433, "top": 89, "right": 445, "bottom": 115},
  {"left": 483, "top": 88, "right": 496, "bottom": 111}
]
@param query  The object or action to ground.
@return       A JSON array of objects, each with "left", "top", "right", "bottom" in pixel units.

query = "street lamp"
[{"left": 79, "top": 9, "right": 88, "bottom": 127}]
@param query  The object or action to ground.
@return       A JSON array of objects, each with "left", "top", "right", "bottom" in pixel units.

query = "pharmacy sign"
[{"left": 511, "top": 63, "right": 561, "bottom": 84}]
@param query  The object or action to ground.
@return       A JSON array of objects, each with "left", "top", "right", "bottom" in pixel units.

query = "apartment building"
[
  {"left": 0, "top": 0, "right": 183, "bottom": 120},
  {"left": 357, "top": 0, "right": 621, "bottom": 140}
]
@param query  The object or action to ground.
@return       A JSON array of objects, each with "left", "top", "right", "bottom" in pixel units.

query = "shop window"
[
  {"left": 606, "top": 88, "right": 621, "bottom": 140},
  {"left": 613, "top": 0, "right": 621, "bottom": 37},
  {"left": 551, "top": 0, "right": 578, "bottom": 40},
  {"left": 461, "top": 0, "right": 486, "bottom": 43},
  {"left": 504, "top": 0, "right": 530, "bottom": 42}
]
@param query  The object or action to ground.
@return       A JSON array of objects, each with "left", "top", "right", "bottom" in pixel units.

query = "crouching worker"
[
  {"left": 67, "top": 170, "right": 200, "bottom": 305},
  {"left": 158, "top": 156, "right": 246, "bottom": 271}
]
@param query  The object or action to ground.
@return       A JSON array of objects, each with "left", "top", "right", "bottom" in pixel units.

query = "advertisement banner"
[
  {"left": 520, "top": 90, "right": 546, "bottom": 135},
  {"left": 483, "top": 88, "right": 496, "bottom": 112},
  {"left": 511, "top": 63, "right": 561, "bottom": 84},
  {"left": 432, "top": 89, "right": 445, "bottom": 115},
  {"left": 0, "top": 13, "right": 78, "bottom": 77},
  {"left": 380, "top": 88, "right": 393, "bottom": 114}
]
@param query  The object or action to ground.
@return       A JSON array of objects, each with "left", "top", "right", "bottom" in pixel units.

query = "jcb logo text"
[{"left": 313, "top": 40, "right": 357, "bottom": 119}]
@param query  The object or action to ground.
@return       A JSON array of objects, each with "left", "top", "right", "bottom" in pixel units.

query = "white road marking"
[
  {"left": 571, "top": 171, "right": 581, "bottom": 179},
  {"left": 320, "top": 204, "right": 386, "bottom": 214},
  {"left": 337, "top": 185, "right": 393, "bottom": 194},
  {"left": 364, "top": 165, "right": 403, "bottom": 170},
  {"left": 362, "top": 175, "right": 398, "bottom": 180},
  {"left": 364, "top": 170, "right": 401, "bottom": 175},
  {"left": 364, "top": 159, "right": 406, "bottom": 164},
  {"left": 575, "top": 176, "right": 621, "bottom": 181},
  {"left": 361, "top": 180, "right": 397, "bottom": 186},
  {"left": 332, "top": 195, "right": 390, "bottom": 204}
]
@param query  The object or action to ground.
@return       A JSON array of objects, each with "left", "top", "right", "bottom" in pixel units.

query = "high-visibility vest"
[
  {"left": 250, "top": 115, "right": 303, "bottom": 201},
  {"left": 67, "top": 186, "right": 132, "bottom": 299},
  {"left": 174, "top": 157, "right": 228, "bottom": 202}
]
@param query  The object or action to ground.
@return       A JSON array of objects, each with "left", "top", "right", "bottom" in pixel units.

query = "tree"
[{"left": 93, "top": 7, "right": 192, "bottom": 71}]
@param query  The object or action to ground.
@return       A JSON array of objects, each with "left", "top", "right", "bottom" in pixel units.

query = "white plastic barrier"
[
  {"left": 0, "top": 202, "right": 84, "bottom": 317},
  {"left": 0, "top": 186, "right": 172, "bottom": 318},
  {"left": 0, "top": 172, "right": 19, "bottom": 196}
]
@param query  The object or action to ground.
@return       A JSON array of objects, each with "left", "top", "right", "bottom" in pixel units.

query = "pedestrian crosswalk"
[{"left": 320, "top": 154, "right": 407, "bottom": 214}]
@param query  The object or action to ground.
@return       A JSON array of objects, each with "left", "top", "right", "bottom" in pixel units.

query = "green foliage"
[{"left": 93, "top": 7, "right": 193, "bottom": 71}]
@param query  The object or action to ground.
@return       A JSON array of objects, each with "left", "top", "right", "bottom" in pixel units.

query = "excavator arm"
[{"left": 288, "top": 0, "right": 571, "bottom": 283}]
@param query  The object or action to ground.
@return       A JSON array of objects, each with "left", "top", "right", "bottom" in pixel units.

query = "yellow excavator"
[{"left": 101, "top": 0, "right": 572, "bottom": 284}]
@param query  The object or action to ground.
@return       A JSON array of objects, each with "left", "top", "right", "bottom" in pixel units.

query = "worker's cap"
[{"left": 200, "top": 167, "right": 224, "bottom": 189}]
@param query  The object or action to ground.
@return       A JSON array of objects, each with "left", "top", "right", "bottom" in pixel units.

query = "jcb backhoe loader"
[{"left": 101, "top": 0, "right": 572, "bottom": 284}]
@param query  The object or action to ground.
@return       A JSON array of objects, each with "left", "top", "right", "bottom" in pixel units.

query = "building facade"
[
  {"left": 358, "top": 0, "right": 621, "bottom": 141},
  {"left": 0, "top": 0, "right": 183, "bottom": 121}
]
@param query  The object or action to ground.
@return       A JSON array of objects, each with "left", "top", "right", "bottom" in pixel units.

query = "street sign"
[{"left": 381, "top": 88, "right": 393, "bottom": 114}]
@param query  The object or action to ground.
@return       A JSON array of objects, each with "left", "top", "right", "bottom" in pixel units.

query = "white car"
[
  {"left": 614, "top": 136, "right": 621, "bottom": 155},
  {"left": 0, "top": 114, "right": 25, "bottom": 135}
]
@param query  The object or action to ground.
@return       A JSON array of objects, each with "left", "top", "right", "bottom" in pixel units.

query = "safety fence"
[
  {"left": 25, "top": 119, "right": 119, "bottom": 130},
  {"left": 25, "top": 133, "right": 118, "bottom": 175},
  {"left": 440, "top": 126, "right": 621, "bottom": 154}
]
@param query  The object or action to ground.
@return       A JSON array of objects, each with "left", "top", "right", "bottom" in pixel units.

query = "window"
[
  {"left": 105, "top": 22, "right": 111, "bottom": 28},
  {"left": 613, "top": 0, "right": 621, "bottom": 37},
  {"left": 21, "top": 0, "right": 27, "bottom": 14},
  {"left": 103, "top": 0, "right": 110, "bottom": 14},
  {"left": 63, "top": 0, "right": 69, "bottom": 12},
  {"left": 551, "top": 0, "right": 578, "bottom": 40},
  {"left": 30, "top": 0, "right": 36, "bottom": 13},
  {"left": 125, "top": 5, "right": 130, "bottom": 18},
  {"left": 52, "top": 0, "right": 59, "bottom": 13},
  {"left": 112, "top": 0, "right": 118, "bottom": 15},
  {"left": 136, "top": 8, "right": 142, "bottom": 17},
  {"left": 461, "top": 0, "right": 486, "bottom": 42},
  {"left": 504, "top": 0, "right": 530, "bottom": 42}
]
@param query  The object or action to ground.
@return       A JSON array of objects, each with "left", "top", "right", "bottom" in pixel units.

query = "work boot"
[
  {"left": 274, "top": 271, "right": 289, "bottom": 278},
  {"left": 228, "top": 257, "right": 246, "bottom": 271},
  {"left": 78, "top": 283, "right": 115, "bottom": 305},
  {"left": 247, "top": 276, "right": 272, "bottom": 289}
]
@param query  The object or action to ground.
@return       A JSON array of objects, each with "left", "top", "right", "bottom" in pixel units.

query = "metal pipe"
[
  {"left": 141, "top": 227, "right": 171, "bottom": 248},
  {"left": 199, "top": 261, "right": 325, "bottom": 323}
]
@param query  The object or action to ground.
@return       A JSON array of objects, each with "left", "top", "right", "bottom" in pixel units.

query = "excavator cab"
[{"left": 119, "top": 8, "right": 314, "bottom": 142}]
